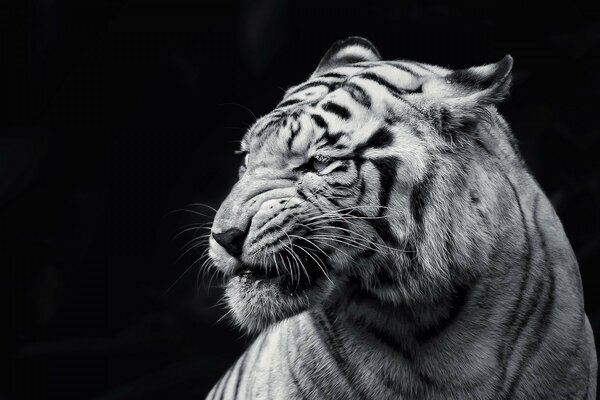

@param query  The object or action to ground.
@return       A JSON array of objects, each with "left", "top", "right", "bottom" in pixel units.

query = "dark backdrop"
[{"left": 3, "top": 1, "right": 599, "bottom": 399}]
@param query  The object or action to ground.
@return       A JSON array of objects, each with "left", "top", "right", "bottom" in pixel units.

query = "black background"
[{"left": 3, "top": 0, "right": 599, "bottom": 399}]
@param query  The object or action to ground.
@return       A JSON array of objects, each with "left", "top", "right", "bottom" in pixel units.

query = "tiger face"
[{"left": 209, "top": 37, "right": 514, "bottom": 332}]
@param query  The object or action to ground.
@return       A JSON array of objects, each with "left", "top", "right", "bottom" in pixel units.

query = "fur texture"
[{"left": 206, "top": 37, "right": 596, "bottom": 399}]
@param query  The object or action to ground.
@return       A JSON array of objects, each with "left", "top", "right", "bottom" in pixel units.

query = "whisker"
[
  {"left": 308, "top": 234, "right": 376, "bottom": 252},
  {"left": 164, "top": 247, "right": 210, "bottom": 295},
  {"left": 173, "top": 224, "right": 212, "bottom": 240},
  {"left": 219, "top": 102, "right": 258, "bottom": 120},
  {"left": 308, "top": 225, "right": 405, "bottom": 253},
  {"left": 166, "top": 208, "right": 214, "bottom": 218},
  {"left": 287, "top": 233, "right": 331, "bottom": 261},
  {"left": 289, "top": 242, "right": 331, "bottom": 284}
]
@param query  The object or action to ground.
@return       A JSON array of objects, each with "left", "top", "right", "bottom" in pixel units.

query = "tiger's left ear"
[
  {"left": 312, "top": 36, "right": 381, "bottom": 78},
  {"left": 427, "top": 55, "right": 514, "bottom": 105}
]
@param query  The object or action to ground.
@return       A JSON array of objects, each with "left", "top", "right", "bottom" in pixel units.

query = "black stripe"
[
  {"left": 342, "top": 82, "right": 372, "bottom": 107},
  {"left": 503, "top": 196, "right": 556, "bottom": 398},
  {"left": 291, "top": 318, "right": 334, "bottom": 398},
  {"left": 357, "top": 72, "right": 426, "bottom": 115},
  {"left": 415, "top": 284, "right": 470, "bottom": 341},
  {"left": 355, "top": 127, "right": 395, "bottom": 154},
  {"left": 319, "top": 71, "right": 346, "bottom": 78},
  {"left": 506, "top": 198, "right": 544, "bottom": 340},
  {"left": 356, "top": 314, "right": 414, "bottom": 360},
  {"left": 473, "top": 135, "right": 495, "bottom": 156},
  {"left": 372, "top": 264, "right": 397, "bottom": 287},
  {"left": 283, "top": 324, "right": 311, "bottom": 400},
  {"left": 328, "top": 196, "right": 343, "bottom": 207},
  {"left": 310, "top": 113, "right": 328, "bottom": 129},
  {"left": 369, "top": 218, "right": 399, "bottom": 246},
  {"left": 244, "top": 334, "right": 269, "bottom": 398},
  {"left": 358, "top": 71, "right": 422, "bottom": 94},
  {"left": 214, "top": 367, "right": 233, "bottom": 400},
  {"left": 257, "top": 213, "right": 298, "bottom": 241},
  {"left": 297, "top": 189, "right": 308, "bottom": 201},
  {"left": 388, "top": 62, "right": 423, "bottom": 78},
  {"left": 366, "top": 156, "right": 399, "bottom": 246},
  {"left": 495, "top": 176, "right": 533, "bottom": 389},
  {"left": 340, "top": 290, "right": 429, "bottom": 397},
  {"left": 209, "top": 371, "right": 226, "bottom": 400},
  {"left": 253, "top": 116, "right": 285, "bottom": 139},
  {"left": 314, "top": 129, "right": 347, "bottom": 148},
  {"left": 356, "top": 177, "right": 366, "bottom": 204},
  {"left": 402, "top": 240, "right": 421, "bottom": 285},
  {"left": 404, "top": 156, "right": 460, "bottom": 295},
  {"left": 437, "top": 105, "right": 484, "bottom": 146},
  {"left": 409, "top": 161, "right": 437, "bottom": 228},
  {"left": 265, "top": 341, "right": 273, "bottom": 400},
  {"left": 310, "top": 309, "right": 369, "bottom": 400},
  {"left": 340, "top": 54, "right": 372, "bottom": 64},
  {"left": 356, "top": 245, "right": 376, "bottom": 259},
  {"left": 571, "top": 336, "right": 596, "bottom": 396},
  {"left": 414, "top": 63, "right": 438, "bottom": 74},
  {"left": 324, "top": 304, "right": 443, "bottom": 397},
  {"left": 322, "top": 101, "right": 351, "bottom": 120},
  {"left": 329, "top": 163, "right": 349, "bottom": 173},
  {"left": 501, "top": 182, "right": 534, "bottom": 336},
  {"left": 232, "top": 351, "right": 249, "bottom": 400},
  {"left": 371, "top": 156, "right": 399, "bottom": 209},
  {"left": 278, "top": 98, "right": 302, "bottom": 108},
  {"left": 255, "top": 216, "right": 302, "bottom": 246},
  {"left": 287, "top": 80, "right": 334, "bottom": 96},
  {"left": 353, "top": 61, "right": 379, "bottom": 67},
  {"left": 503, "top": 270, "right": 556, "bottom": 398}
]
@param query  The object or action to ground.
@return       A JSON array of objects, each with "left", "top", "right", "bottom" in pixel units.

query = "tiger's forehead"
[
  {"left": 280, "top": 61, "right": 435, "bottom": 109},
  {"left": 241, "top": 60, "right": 448, "bottom": 156}
]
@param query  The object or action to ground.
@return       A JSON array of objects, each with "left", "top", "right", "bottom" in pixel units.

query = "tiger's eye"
[{"left": 310, "top": 155, "right": 332, "bottom": 173}]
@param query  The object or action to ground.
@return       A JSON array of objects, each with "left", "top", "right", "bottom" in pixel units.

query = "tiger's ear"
[
  {"left": 426, "top": 55, "right": 513, "bottom": 105},
  {"left": 312, "top": 36, "right": 381, "bottom": 78}
]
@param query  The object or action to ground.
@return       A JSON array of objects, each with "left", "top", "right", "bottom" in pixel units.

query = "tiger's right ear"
[
  {"left": 312, "top": 37, "right": 381, "bottom": 78},
  {"left": 424, "top": 55, "right": 514, "bottom": 106}
]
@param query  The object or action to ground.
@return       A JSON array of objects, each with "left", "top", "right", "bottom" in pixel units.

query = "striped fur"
[{"left": 207, "top": 37, "right": 596, "bottom": 399}]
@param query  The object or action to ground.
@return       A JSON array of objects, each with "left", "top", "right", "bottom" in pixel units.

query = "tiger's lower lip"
[
  {"left": 230, "top": 255, "right": 331, "bottom": 292},
  {"left": 235, "top": 265, "right": 286, "bottom": 280}
]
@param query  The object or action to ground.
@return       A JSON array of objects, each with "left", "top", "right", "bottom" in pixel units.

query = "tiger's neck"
[
  {"left": 320, "top": 279, "right": 475, "bottom": 360},
  {"left": 298, "top": 272, "right": 510, "bottom": 398}
]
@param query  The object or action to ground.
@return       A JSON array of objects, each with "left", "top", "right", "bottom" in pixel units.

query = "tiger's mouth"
[
  {"left": 231, "top": 253, "right": 330, "bottom": 293},
  {"left": 232, "top": 263, "right": 291, "bottom": 289},
  {"left": 235, "top": 264, "right": 283, "bottom": 280}
]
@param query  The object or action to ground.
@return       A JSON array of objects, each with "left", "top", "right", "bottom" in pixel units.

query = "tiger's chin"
[{"left": 224, "top": 263, "right": 333, "bottom": 333}]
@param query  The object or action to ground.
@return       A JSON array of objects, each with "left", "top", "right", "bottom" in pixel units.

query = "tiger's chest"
[
  {"left": 204, "top": 312, "right": 496, "bottom": 400},
  {"left": 205, "top": 314, "right": 352, "bottom": 400}
]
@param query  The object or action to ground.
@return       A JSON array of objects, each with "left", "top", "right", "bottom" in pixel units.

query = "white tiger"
[{"left": 205, "top": 37, "right": 597, "bottom": 399}]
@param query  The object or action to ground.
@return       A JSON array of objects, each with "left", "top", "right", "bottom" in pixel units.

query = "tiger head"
[{"left": 209, "top": 37, "right": 516, "bottom": 332}]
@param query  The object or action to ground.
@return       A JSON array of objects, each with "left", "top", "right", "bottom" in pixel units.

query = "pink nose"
[{"left": 212, "top": 228, "right": 247, "bottom": 257}]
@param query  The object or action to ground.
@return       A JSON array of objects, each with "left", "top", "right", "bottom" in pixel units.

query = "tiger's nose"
[{"left": 212, "top": 228, "right": 247, "bottom": 257}]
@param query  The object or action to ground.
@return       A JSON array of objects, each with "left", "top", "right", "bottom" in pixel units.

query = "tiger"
[{"left": 205, "top": 37, "right": 597, "bottom": 399}]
